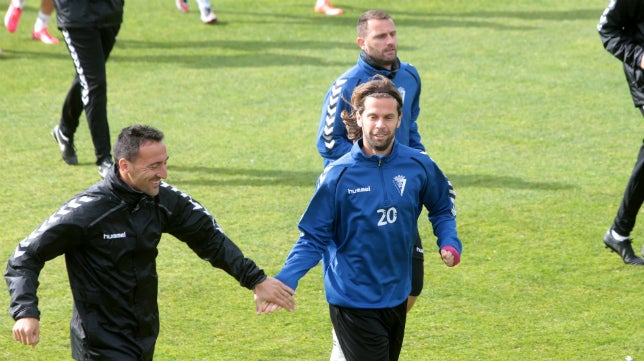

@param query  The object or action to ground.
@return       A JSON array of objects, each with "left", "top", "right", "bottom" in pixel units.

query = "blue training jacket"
[
  {"left": 275, "top": 141, "right": 461, "bottom": 309},
  {"left": 316, "top": 54, "right": 424, "bottom": 166}
]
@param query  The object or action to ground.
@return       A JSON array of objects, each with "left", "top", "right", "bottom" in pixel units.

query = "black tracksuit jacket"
[
  {"left": 598, "top": 0, "right": 644, "bottom": 107},
  {"left": 5, "top": 167, "right": 267, "bottom": 360}
]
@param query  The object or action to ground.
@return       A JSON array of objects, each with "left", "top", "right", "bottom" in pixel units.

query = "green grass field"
[{"left": 2, "top": 0, "right": 643, "bottom": 359}]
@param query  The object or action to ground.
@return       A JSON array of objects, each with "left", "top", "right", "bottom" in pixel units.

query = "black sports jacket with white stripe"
[
  {"left": 598, "top": 0, "right": 644, "bottom": 107},
  {"left": 5, "top": 166, "right": 266, "bottom": 360}
]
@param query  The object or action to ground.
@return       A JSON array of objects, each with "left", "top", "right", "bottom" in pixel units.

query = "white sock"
[
  {"left": 316, "top": 0, "right": 328, "bottom": 6},
  {"left": 196, "top": 0, "right": 213, "bottom": 15},
  {"left": 12, "top": 0, "right": 25, "bottom": 8},
  {"left": 330, "top": 329, "right": 346, "bottom": 361},
  {"left": 34, "top": 11, "right": 50, "bottom": 32},
  {"left": 612, "top": 229, "right": 629, "bottom": 242}
]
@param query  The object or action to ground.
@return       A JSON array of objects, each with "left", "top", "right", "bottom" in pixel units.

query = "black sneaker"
[
  {"left": 51, "top": 125, "right": 78, "bottom": 165},
  {"left": 98, "top": 158, "right": 114, "bottom": 179},
  {"left": 603, "top": 229, "right": 644, "bottom": 265}
]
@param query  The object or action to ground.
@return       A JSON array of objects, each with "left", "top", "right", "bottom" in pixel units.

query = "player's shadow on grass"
[
  {"left": 169, "top": 166, "right": 572, "bottom": 191},
  {"left": 169, "top": 165, "right": 319, "bottom": 187},
  {"left": 449, "top": 174, "right": 574, "bottom": 190}
]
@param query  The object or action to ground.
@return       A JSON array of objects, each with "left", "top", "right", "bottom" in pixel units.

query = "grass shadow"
[
  {"left": 169, "top": 165, "right": 319, "bottom": 187},
  {"left": 449, "top": 173, "right": 575, "bottom": 190},
  {"left": 168, "top": 166, "right": 573, "bottom": 191}
]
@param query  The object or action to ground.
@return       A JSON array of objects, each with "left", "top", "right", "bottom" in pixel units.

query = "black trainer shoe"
[
  {"left": 51, "top": 125, "right": 78, "bottom": 165},
  {"left": 97, "top": 158, "right": 114, "bottom": 179},
  {"left": 603, "top": 229, "right": 644, "bottom": 265}
]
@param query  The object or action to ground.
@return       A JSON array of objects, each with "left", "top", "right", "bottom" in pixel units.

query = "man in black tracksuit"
[
  {"left": 50, "top": 0, "right": 123, "bottom": 177},
  {"left": 6, "top": 125, "right": 296, "bottom": 360},
  {"left": 598, "top": 0, "right": 644, "bottom": 265}
]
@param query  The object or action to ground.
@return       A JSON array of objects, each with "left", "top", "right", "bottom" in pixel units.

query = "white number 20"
[{"left": 377, "top": 207, "right": 398, "bottom": 226}]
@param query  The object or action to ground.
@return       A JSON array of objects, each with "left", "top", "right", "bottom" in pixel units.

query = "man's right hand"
[{"left": 13, "top": 317, "right": 40, "bottom": 347}]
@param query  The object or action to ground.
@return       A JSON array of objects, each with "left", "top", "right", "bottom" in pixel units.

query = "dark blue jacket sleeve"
[
  {"left": 316, "top": 79, "right": 358, "bottom": 166},
  {"left": 421, "top": 158, "right": 461, "bottom": 255},
  {"left": 274, "top": 169, "right": 336, "bottom": 289}
]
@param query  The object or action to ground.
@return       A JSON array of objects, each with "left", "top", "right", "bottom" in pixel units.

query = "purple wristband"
[{"left": 440, "top": 246, "right": 460, "bottom": 266}]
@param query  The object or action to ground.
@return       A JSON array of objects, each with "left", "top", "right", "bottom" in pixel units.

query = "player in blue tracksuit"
[
  {"left": 276, "top": 76, "right": 461, "bottom": 361},
  {"left": 316, "top": 11, "right": 423, "bottom": 168},
  {"left": 316, "top": 11, "right": 427, "bottom": 359}
]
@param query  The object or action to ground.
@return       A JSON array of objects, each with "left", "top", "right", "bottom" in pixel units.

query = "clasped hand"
[{"left": 253, "top": 276, "right": 296, "bottom": 315}]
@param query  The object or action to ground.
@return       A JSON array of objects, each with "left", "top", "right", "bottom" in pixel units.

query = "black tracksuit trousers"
[
  {"left": 59, "top": 25, "right": 120, "bottom": 165},
  {"left": 613, "top": 106, "right": 644, "bottom": 236}
]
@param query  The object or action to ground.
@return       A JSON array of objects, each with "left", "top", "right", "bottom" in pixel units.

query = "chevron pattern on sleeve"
[{"left": 323, "top": 79, "right": 347, "bottom": 150}]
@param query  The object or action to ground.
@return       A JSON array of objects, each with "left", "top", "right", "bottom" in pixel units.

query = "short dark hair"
[
  {"left": 357, "top": 10, "right": 393, "bottom": 38},
  {"left": 113, "top": 125, "right": 164, "bottom": 163}
]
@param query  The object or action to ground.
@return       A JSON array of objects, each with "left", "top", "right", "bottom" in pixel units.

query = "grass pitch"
[{"left": 1, "top": 0, "right": 643, "bottom": 360}]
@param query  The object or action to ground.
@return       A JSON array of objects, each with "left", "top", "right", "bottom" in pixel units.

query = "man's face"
[
  {"left": 118, "top": 140, "right": 168, "bottom": 196},
  {"left": 358, "top": 18, "right": 398, "bottom": 68},
  {"left": 357, "top": 96, "right": 401, "bottom": 156}
]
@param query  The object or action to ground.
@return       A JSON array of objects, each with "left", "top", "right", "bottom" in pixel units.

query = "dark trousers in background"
[
  {"left": 329, "top": 301, "right": 407, "bottom": 361},
  {"left": 59, "top": 25, "right": 120, "bottom": 165},
  {"left": 613, "top": 106, "right": 644, "bottom": 236}
]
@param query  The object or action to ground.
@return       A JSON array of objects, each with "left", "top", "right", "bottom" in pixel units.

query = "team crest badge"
[
  {"left": 393, "top": 175, "right": 406, "bottom": 196},
  {"left": 398, "top": 87, "right": 406, "bottom": 103}
]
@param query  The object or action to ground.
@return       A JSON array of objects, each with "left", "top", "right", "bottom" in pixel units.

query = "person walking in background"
[
  {"left": 598, "top": 0, "right": 644, "bottom": 265},
  {"left": 316, "top": 10, "right": 426, "bottom": 359},
  {"left": 314, "top": 0, "right": 342, "bottom": 16},
  {"left": 175, "top": 0, "right": 218, "bottom": 24},
  {"left": 317, "top": 10, "right": 423, "bottom": 167},
  {"left": 6, "top": 125, "right": 296, "bottom": 360},
  {"left": 50, "top": 0, "right": 122, "bottom": 178},
  {"left": 274, "top": 76, "right": 461, "bottom": 361},
  {"left": 5, "top": 0, "right": 59, "bottom": 44}
]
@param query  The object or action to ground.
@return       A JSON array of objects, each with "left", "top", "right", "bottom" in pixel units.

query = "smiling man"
[
  {"left": 315, "top": 11, "right": 427, "bottom": 359},
  {"left": 276, "top": 76, "right": 461, "bottom": 361},
  {"left": 5, "top": 125, "right": 296, "bottom": 360}
]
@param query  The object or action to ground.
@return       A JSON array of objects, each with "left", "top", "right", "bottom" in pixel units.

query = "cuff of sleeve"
[
  {"left": 274, "top": 272, "right": 299, "bottom": 291},
  {"left": 441, "top": 246, "right": 460, "bottom": 266},
  {"left": 249, "top": 274, "right": 267, "bottom": 290}
]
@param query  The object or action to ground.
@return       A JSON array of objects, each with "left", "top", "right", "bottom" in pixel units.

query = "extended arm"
[
  {"left": 274, "top": 168, "right": 337, "bottom": 291},
  {"left": 166, "top": 190, "right": 296, "bottom": 312}
]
